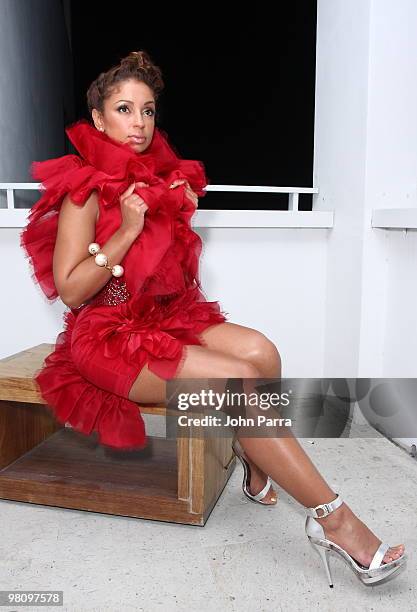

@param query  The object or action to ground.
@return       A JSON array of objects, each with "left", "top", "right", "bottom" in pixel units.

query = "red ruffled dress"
[{"left": 20, "top": 120, "right": 228, "bottom": 450}]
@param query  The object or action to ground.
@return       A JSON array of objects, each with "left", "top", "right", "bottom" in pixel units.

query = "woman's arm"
[{"left": 53, "top": 190, "right": 137, "bottom": 309}]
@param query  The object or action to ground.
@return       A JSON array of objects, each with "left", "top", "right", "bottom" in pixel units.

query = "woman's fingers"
[
  {"left": 120, "top": 181, "right": 136, "bottom": 199},
  {"left": 169, "top": 179, "right": 187, "bottom": 189},
  {"left": 185, "top": 185, "right": 198, "bottom": 207},
  {"left": 168, "top": 179, "right": 198, "bottom": 207}
]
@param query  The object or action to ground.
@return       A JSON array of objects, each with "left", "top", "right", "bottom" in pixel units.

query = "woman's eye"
[{"left": 116, "top": 106, "right": 154, "bottom": 116}]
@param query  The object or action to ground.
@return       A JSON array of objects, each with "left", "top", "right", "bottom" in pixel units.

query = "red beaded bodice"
[{"left": 86, "top": 277, "right": 131, "bottom": 307}]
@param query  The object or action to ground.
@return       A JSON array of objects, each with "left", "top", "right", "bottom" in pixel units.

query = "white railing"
[
  {"left": 0, "top": 182, "right": 334, "bottom": 229},
  {"left": 204, "top": 184, "right": 318, "bottom": 211}
]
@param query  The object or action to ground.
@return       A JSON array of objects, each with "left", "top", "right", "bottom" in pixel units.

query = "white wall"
[
  {"left": 314, "top": 0, "right": 417, "bottom": 377},
  {"left": 314, "top": 0, "right": 417, "bottom": 449},
  {"left": 313, "top": 0, "right": 371, "bottom": 377},
  {"left": 362, "top": 0, "right": 417, "bottom": 377},
  {"left": 1, "top": 224, "right": 328, "bottom": 380},
  {"left": 383, "top": 232, "right": 417, "bottom": 376}
]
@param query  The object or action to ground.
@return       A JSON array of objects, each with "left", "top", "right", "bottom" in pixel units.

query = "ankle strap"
[{"left": 306, "top": 494, "right": 342, "bottom": 519}]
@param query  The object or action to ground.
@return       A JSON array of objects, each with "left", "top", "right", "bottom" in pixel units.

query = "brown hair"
[{"left": 86, "top": 50, "right": 164, "bottom": 115}]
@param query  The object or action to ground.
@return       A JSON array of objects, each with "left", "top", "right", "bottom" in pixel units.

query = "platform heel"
[{"left": 305, "top": 494, "right": 407, "bottom": 587}]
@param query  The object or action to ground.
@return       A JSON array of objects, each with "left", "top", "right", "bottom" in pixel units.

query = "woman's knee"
[
  {"left": 231, "top": 359, "right": 262, "bottom": 379},
  {"left": 245, "top": 331, "right": 282, "bottom": 374},
  {"left": 174, "top": 345, "right": 262, "bottom": 380}
]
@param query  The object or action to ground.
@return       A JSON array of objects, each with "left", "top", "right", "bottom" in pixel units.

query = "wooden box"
[{"left": 0, "top": 344, "right": 235, "bottom": 526}]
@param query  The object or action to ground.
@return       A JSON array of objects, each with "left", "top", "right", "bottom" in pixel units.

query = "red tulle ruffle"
[
  {"left": 20, "top": 119, "right": 229, "bottom": 450},
  {"left": 20, "top": 119, "right": 209, "bottom": 302},
  {"left": 37, "top": 288, "right": 228, "bottom": 449},
  {"left": 35, "top": 309, "right": 147, "bottom": 450}
]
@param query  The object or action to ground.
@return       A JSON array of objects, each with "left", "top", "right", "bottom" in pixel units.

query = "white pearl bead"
[
  {"left": 112, "top": 264, "right": 124, "bottom": 277},
  {"left": 88, "top": 242, "right": 101, "bottom": 255},
  {"left": 95, "top": 253, "right": 108, "bottom": 267}
]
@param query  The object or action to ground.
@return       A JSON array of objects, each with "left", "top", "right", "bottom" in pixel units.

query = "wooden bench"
[{"left": 0, "top": 344, "right": 235, "bottom": 526}]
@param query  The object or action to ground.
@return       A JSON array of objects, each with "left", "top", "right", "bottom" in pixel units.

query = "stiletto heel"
[
  {"left": 305, "top": 494, "right": 407, "bottom": 587},
  {"left": 232, "top": 439, "right": 278, "bottom": 506},
  {"left": 310, "top": 540, "right": 334, "bottom": 587}
]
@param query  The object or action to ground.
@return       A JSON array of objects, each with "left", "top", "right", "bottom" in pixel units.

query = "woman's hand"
[
  {"left": 119, "top": 181, "right": 149, "bottom": 238},
  {"left": 169, "top": 179, "right": 199, "bottom": 209}
]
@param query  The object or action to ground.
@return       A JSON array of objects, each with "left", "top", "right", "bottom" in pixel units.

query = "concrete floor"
[{"left": 0, "top": 424, "right": 415, "bottom": 612}]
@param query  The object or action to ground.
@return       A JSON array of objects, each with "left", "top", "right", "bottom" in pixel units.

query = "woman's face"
[{"left": 92, "top": 79, "right": 156, "bottom": 152}]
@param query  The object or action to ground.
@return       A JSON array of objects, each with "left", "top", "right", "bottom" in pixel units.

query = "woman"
[{"left": 21, "top": 50, "right": 406, "bottom": 587}]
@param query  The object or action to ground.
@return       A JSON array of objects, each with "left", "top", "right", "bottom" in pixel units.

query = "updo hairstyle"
[{"left": 86, "top": 50, "right": 164, "bottom": 116}]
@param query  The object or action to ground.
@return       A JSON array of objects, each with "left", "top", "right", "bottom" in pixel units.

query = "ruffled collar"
[{"left": 65, "top": 119, "right": 186, "bottom": 181}]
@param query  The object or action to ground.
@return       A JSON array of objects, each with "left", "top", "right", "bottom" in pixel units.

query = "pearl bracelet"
[{"left": 88, "top": 242, "right": 124, "bottom": 277}]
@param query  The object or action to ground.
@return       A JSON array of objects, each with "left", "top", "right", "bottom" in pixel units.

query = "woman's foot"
[
  {"left": 316, "top": 500, "right": 405, "bottom": 567},
  {"left": 245, "top": 454, "right": 277, "bottom": 504}
]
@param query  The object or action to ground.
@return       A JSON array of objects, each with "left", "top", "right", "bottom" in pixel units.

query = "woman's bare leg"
[
  {"left": 128, "top": 342, "right": 404, "bottom": 567},
  {"left": 130, "top": 322, "right": 281, "bottom": 503},
  {"left": 128, "top": 344, "right": 260, "bottom": 402},
  {"left": 237, "top": 434, "right": 404, "bottom": 566},
  {"left": 198, "top": 322, "right": 402, "bottom": 563},
  {"left": 198, "top": 322, "right": 282, "bottom": 503},
  {"left": 199, "top": 322, "right": 282, "bottom": 378}
]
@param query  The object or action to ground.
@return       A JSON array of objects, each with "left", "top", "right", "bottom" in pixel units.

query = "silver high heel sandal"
[
  {"left": 305, "top": 494, "right": 407, "bottom": 587},
  {"left": 232, "top": 440, "right": 278, "bottom": 505}
]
